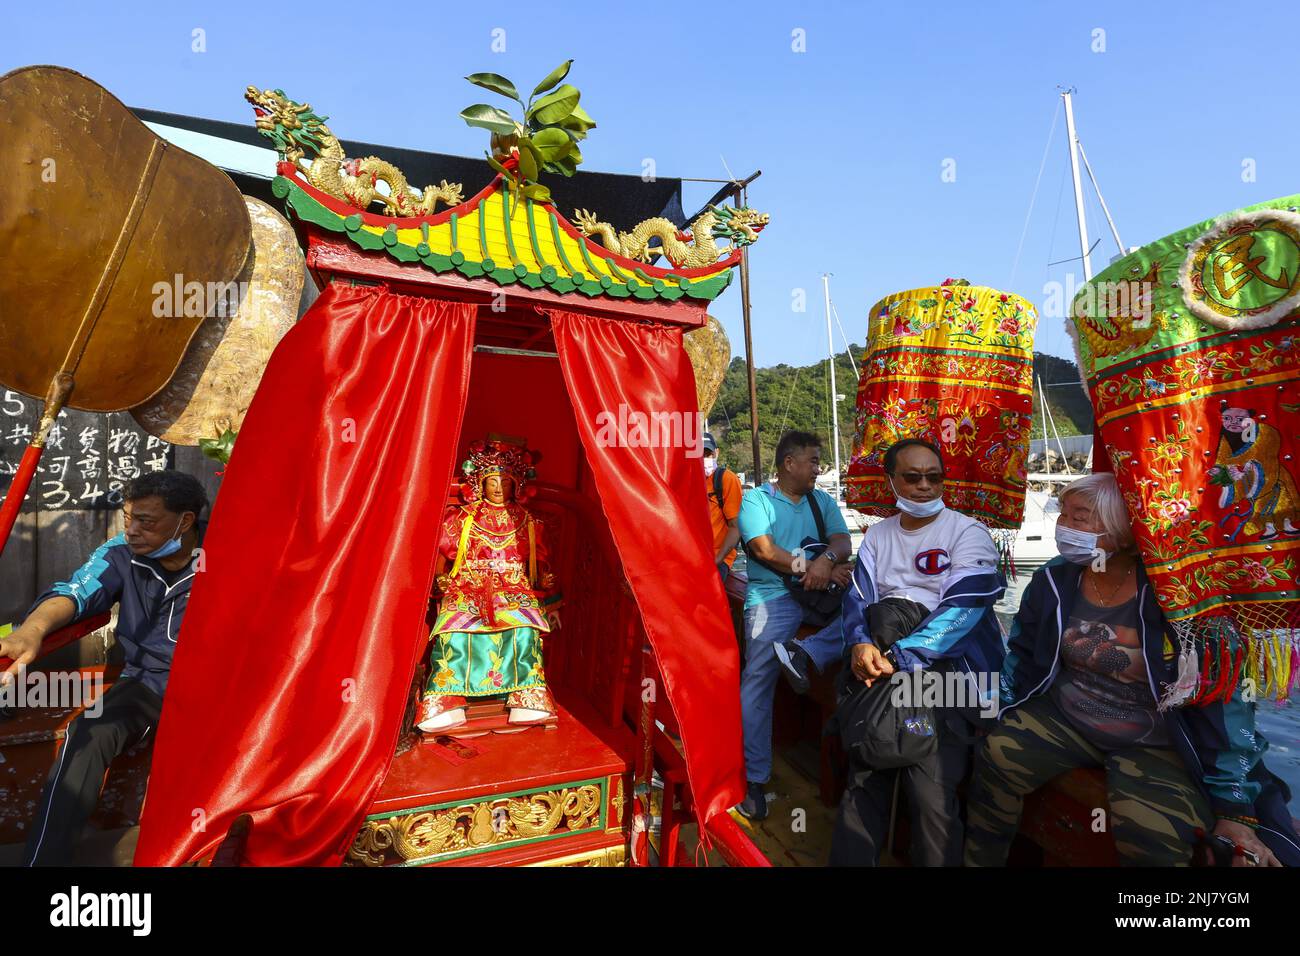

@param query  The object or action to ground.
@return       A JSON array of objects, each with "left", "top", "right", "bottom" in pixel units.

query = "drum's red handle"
[
  {"left": 0, "top": 373, "right": 74, "bottom": 561},
  {"left": 0, "top": 611, "right": 112, "bottom": 671},
  {"left": 0, "top": 443, "right": 43, "bottom": 560}
]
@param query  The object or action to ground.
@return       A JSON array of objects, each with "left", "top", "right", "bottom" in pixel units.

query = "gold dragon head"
[{"left": 244, "top": 85, "right": 331, "bottom": 165}]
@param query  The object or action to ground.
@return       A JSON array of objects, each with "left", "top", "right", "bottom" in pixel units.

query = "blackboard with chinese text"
[{"left": 0, "top": 389, "right": 175, "bottom": 511}]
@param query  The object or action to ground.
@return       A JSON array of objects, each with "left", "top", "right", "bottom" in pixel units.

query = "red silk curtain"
[
  {"left": 543, "top": 307, "right": 745, "bottom": 823},
  {"left": 134, "top": 284, "right": 476, "bottom": 866}
]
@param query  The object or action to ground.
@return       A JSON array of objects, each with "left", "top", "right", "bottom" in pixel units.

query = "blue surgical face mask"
[
  {"left": 1055, "top": 523, "right": 1112, "bottom": 565},
  {"left": 890, "top": 479, "right": 945, "bottom": 519},
  {"left": 144, "top": 515, "right": 186, "bottom": 559}
]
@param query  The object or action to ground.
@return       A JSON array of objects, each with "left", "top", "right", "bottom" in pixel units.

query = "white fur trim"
[{"left": 1179, "top": 207, "right": 1300, "bottom": 330}]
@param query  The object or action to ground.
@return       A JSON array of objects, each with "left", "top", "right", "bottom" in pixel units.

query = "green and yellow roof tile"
[{"left": 271, "top": 166, "right": 741, "bottom": 303}]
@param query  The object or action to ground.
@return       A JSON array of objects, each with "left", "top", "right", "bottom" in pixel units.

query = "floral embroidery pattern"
[
  {"left": 1093, "top": 338, "right": 1293, "bottom": 415},
  {"left": 1073, "top": 205, "right": 1300, "bottom": 637},
  {"left": 848, "top": 283, "right": 1037, "bottom": 530},
  {"left": 480, "top": 650, "right": 506, "bottom": 690}
]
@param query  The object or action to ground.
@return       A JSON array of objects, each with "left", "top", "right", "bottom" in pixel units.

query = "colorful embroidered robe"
[{"left": 423, "top": 501, "right": 557, "bottom": 700}]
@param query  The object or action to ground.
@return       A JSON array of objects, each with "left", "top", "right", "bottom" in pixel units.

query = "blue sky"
[{"left": 5, "top": 0, "right": 1297, "bottom": 370}]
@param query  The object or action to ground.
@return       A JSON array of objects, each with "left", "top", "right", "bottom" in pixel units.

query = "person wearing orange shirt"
[{"left": 703, "top": 432, "right": 742, "bottom": 581}]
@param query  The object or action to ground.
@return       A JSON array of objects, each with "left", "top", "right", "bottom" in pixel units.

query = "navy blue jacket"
[
  {"left": 1001, "top": 556, "right": 1300, "bottom": 862},
  {"left": 27, "top": 525, "right": 204, "bottom": 699},
  {"left": 843, "top": 532, "right": 1007, "bottom": 684}
]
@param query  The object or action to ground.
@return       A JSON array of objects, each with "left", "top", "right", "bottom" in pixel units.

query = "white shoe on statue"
[
  {"left": 507, "top": 707, "right": 552, "bottom": 725},
  {"left": 418, "top": 693, "right": 468, "bottom": 733},
  {"left": 417, "top": 708, "right": 466, "bottom": 733}
]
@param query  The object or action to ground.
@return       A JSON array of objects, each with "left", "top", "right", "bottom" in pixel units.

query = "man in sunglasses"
[{"left": 775, "top": 437, "right": 1005, "bottom": 865}]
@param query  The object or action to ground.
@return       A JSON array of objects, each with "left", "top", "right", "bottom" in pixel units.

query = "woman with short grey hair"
[
  {"left": 1054, "top": 471, "right": 1136, "bottom": 552},
  {"left": 965, "top": 472, "right": 1298, "bottom": 867}
]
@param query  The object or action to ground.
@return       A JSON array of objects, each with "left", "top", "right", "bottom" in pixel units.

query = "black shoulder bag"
[
  {"left": 824, "top": 599, "right": 939, "bottom": 771},
  {"left": 747, "top": 490, "right": 847, "bottom": 628},
  {"left": 709, "top": 464, "right": 727, "bottom": 509}
]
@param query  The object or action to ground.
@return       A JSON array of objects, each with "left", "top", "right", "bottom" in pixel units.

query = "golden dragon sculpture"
[
  {"left": 574, "top": 204, "right": 769, "bottom": 270},
  {"left": 245, "top": 86, "right": 463, "bottom": 217},
  {"left": 1073, "top": 261, "right": 1166, "bottom": 359}
]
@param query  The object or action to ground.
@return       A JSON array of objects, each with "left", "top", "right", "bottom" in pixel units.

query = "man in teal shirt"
[{"left": 735, "top": 431, "right": 852, "bottom": 819}]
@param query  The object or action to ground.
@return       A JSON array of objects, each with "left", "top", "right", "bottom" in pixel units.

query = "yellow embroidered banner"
[{"left": 846, "top": 279, "right": 1038, "bottom": 530}]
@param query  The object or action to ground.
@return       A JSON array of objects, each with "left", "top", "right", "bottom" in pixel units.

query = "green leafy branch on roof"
[
  {"left": 199, "top": 427, "right": 237, "bottom": 470},
  {"left": 459, "top": 59, "right": 596, "bottom": 205}
]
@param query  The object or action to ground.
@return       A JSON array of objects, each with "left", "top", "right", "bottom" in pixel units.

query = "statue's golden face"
[{"left": 483, "top": 474, "right": 515, "bottom": 505}]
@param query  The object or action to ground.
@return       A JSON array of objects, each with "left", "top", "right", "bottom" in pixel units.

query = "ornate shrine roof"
[
  {"left": 272, "top": 168, "right": 740, "bottom": 303},
  {"left": 247, "top": 84, "right": 766, "bottom": 306}
]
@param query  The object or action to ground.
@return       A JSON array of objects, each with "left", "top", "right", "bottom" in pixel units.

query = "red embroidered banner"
[{"left": 1072, "top": 197, "right": 1300, "bottom": 704}]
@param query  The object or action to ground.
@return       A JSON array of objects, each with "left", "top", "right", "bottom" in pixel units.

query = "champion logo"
[{"left": 914, "top": 549, "right": 951, "bottom": 575}]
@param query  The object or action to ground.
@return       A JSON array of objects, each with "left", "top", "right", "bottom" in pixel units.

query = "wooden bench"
[
  {"left": 0, "top": 664, "right": 154, "bottom": 845},
  {"left": 1015, "top": 768, "right": 1119, "bottom": 866}
]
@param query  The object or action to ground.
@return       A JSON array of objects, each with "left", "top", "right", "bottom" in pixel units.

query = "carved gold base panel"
[
  {"left": 526, "top": 844, "right": 626, "bottom": 867},
  {"left": 346, "top": 779, "right": 607, "bottom": 867}
]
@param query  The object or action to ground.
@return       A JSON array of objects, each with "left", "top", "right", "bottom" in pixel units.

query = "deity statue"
[
  {"left": 417, "top": 436, "right": 561, "bottom": 734},
  {"left": 1211, "top": 405, "right": 1300, "bottom": 541}
]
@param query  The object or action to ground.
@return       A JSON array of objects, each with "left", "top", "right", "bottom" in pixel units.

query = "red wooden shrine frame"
[
  {"left": 0, "top": 611, "right": 111, "bottom": 673},
  {"left": 131, "top": 202, "right": 761, "bottom": 866},
  {"left": 304, "top": 227, "right": 761, "bottom": 866}
]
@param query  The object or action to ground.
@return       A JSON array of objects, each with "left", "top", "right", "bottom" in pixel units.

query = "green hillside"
[
  {"left": 1028, "top": 353, "right": 1093, "bottom": 440},
  {"left": 709, "top": 348, "right": 1093, "bottom": 479}
]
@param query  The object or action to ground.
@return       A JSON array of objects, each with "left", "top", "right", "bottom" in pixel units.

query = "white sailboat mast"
[
  {"left": 822, "top": 273, "right": 841, "bottom": 501},
  {"left": 1061, "top": 90, "right": 1093, "bottom": 283},
  {"left": 1077, "top": 141, "right": 1125, "bottom": 256},
  {"left": 1037, "top": 374, "right": 1051, "bottom": 479}
]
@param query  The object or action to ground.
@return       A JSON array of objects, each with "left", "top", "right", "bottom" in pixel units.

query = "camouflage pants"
[{"left": 965, "top": 694, "right": 1212, "bottom": 867}]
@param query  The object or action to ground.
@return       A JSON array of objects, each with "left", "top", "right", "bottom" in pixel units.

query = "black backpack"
[{"left": 708, "top": 463, "right": 728, "bottom": 510}]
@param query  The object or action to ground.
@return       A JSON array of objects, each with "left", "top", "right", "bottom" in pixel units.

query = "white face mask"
[
  {"left": 143, "top": 515, "right": 186, "bottom": 559},
  {"left": 890, "top": 478, "right": 945, "bottom": 519},
  {"left": 703, "top": 457, "right": 718, "bottom": 477},
  {"left": 1055, "top": 523, "right": 1112, "bottom": 565}
]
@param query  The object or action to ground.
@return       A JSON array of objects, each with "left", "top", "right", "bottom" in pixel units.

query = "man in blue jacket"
[
  {"left": 801, "top": 438, "right": 1007, "bottom": 865},
  {"left": 1, "top": 470, "right": 208, "bottom": 865}
]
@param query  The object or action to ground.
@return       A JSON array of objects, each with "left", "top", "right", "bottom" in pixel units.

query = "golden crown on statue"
[{"left": 459, "top": 434, "right": 541, "bottom": 501}]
